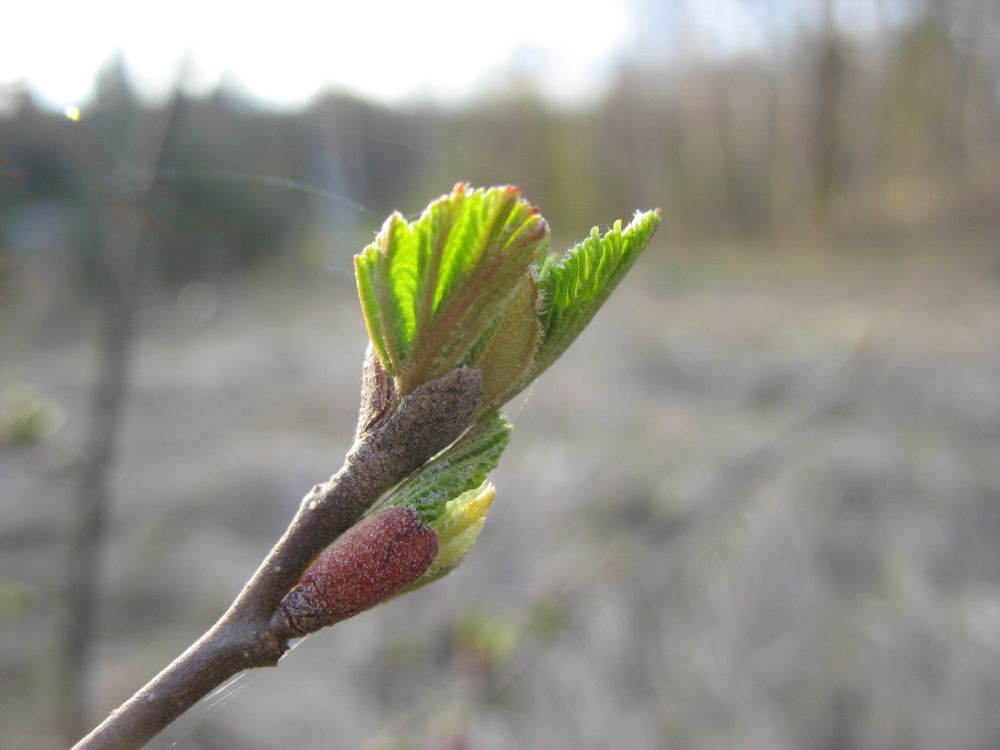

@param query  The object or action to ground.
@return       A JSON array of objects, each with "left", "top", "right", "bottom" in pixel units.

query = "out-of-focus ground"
[{"left": 3, "top": 229, "right": 999, "bottom": 750}]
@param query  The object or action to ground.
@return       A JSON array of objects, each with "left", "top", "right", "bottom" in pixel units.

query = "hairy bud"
[{"left": 271, "top": 507, "right": 438, "bottom": 639}]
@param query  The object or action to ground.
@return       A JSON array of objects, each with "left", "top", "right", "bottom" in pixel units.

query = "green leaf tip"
[
  {"left": 355, "top": 183, "right": 549, "bottom": 396},
  {"left": 403, "top": 481, "right": 496, "bottom": 592},
  {"left": 532, "top": 208, "right": 661, "bottom": 379}
]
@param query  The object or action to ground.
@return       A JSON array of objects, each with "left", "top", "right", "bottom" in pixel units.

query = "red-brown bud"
[{"left": 271, "top": 507, "right": 438, "bottom": 638}]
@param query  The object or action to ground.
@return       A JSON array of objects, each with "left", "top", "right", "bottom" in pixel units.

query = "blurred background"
[{"left": 2, "top": 0, "right": 1000, "bottom": 748}]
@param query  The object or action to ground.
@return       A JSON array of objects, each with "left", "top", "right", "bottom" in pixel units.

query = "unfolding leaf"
[
  {"left": 531, "top": 209, "right": 660, "bottom": 379},
  {"left": 402, "top": 481, "right": 496, "bottom": 592},
  {"left": 373, "top": 410, "right": 512, "bottom": 523},
  {"left": 355, "top": 183, "right": 549, "bottom": 395},
  {"left": 469, "top": 273, "right": 541, "bottom": 415}
]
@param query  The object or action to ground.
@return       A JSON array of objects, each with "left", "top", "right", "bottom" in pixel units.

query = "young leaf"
[
  {"left": 355, "top": 183, "right": 549, "bottom": 395},
  {"left": 373, "top": 410, "right": 512, "bottom": 524},
  {"left": 468, "top": 273, "right": 541, "bottom": 415},
  {"left": 531, "top": 209, "right": 660, "bottom": 380},
  {"left": 402, "top": 481, "right": 496, "bottom": 592}
]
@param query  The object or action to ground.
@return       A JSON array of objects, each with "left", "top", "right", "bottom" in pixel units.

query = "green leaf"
[
  {"left": 469, "top": 273, "right": 541, "bottom": 415},
  {"left": 531, "top": 209, "right": 660, "bottom": 378},
  {"left": 373, "top": 410, "right": 512, "bottom": 523},
  {"left": 354, "top": 183, "right": 549, "bottom": 395},
  {"left": 402, "top": 481, "right": 496, "bottom": 592}
]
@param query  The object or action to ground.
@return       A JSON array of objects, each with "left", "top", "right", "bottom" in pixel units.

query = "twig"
[{"left": 70, "top": 367, "right": 484, "bottom": 750}]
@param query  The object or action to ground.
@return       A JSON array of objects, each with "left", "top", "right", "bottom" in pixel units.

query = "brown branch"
[{"left": 70, "top": 366, "right": 483, "bottom": 750}]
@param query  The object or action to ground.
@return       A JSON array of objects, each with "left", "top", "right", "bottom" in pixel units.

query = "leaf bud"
[{"left": 271, "top": 507, "right": 438, "bottom": 638}]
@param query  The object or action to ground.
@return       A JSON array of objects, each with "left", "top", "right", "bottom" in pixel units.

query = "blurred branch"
[{"left": 58, "top": 99, "right": 179, "bottom": 742}]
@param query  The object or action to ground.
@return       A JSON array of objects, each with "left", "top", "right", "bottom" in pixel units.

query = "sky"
[
  {"left": 1, "top": 0, "right": 637, "bottom": 110},
  {"left": 1, "top": 0, "right": 904, "bottom": 112}
]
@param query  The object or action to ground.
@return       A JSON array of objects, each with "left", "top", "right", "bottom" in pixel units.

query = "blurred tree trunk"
[
  {"left": 811, "top": 0, "right": 845, "bottom": 235},
  {"left": 666, "top": 103, "right": 694, "bottom": 244},
  {"left": 715, "top": 80, "right": 742, "bottom": 237}
]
